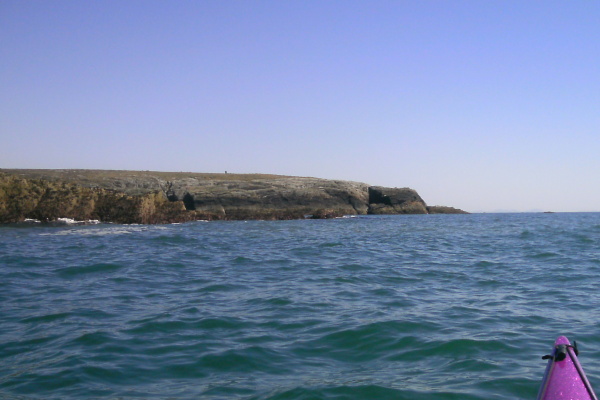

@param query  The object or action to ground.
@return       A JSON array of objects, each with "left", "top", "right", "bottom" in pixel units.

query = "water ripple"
[{"left": 1, "top": 214, "right": 600, "bottom": 399}]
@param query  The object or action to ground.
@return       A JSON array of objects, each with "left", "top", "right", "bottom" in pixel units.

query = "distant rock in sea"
[{"left": 0, "top": 169, "right": 468, "bottom": 224}]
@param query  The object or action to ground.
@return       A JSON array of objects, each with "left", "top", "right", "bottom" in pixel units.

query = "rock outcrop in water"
[
  {"left": 367, "top": 186, "right": 429, "bottom": 214},
  {"left": 0, "top": 169, "right": 467, "bottom": 224}
]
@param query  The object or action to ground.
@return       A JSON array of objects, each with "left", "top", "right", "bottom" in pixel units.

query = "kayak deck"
[{"left": 537, "top": 336, "right": 598, "bottom": 400}]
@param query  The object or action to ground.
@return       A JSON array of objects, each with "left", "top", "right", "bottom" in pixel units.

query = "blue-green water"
[{"left": 2, "top": 213, "right": 600, "bottom": 399}]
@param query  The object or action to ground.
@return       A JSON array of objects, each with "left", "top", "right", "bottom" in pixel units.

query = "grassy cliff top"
[
  {"left": 0, "top": 168, "right": 371, "bottom": 200},
  {"left": 0, "top": 169, "right": 294, "bottom": 182}
]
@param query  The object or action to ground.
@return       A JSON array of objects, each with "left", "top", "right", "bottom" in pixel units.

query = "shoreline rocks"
[{"left": 0, "top": 169, "right": 467, "bottom": 224}]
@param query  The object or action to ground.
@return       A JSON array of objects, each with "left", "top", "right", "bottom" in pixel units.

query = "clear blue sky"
[{"left": 1, "top": 1, "right": 599, "bottom": 212}]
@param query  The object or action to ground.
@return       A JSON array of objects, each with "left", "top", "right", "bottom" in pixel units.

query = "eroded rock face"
[
  {"left": 0, "top": 173, "right": 193, "bottom": 224},
  {"left": 367, "top": 186, "right": 428, "bottom": 214},
  {"left": 184, "top": 177, "right": 370, "bottom": 219}
]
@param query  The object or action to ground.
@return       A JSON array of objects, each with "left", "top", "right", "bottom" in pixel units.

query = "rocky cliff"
[
  {"left": 0, "top": 173, "right": 192, "bottom": 224},
  {"left": 0, "top": 169, "right": 467, "bottom": 224},
  {"left": 367, "top": 186, "right": 429, "bottom": 214}
]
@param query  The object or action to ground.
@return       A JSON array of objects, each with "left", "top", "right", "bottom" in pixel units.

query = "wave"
[{"left": 56, "top": 263, "right": 124, "bottom": 277}]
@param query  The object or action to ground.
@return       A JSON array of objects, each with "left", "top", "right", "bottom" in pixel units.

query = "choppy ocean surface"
[{"left": 2, "top": 213, "right": 600, "bottom": 400}]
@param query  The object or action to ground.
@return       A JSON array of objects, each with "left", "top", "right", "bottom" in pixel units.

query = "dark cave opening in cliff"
[{"left": 183, "top": 193, "right": 196, "bottom": 210}]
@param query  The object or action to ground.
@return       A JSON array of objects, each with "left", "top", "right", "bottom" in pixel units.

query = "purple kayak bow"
[{"left": 537, "top": 336, "right": 598, "bottom": 400}]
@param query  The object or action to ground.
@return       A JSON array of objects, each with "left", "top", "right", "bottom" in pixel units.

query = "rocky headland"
[{"left": 0, "top": 169, "right": 467, "bottom": 224}]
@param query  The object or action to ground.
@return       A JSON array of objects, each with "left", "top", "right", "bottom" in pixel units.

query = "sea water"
[{"left": 1, "top": 213, "right": 600, "bottom": 400}]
